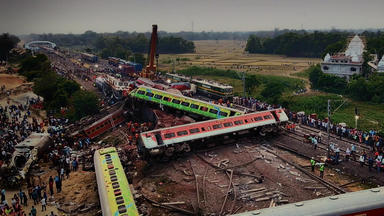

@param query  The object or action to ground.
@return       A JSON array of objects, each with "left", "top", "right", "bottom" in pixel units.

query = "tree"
[
  {"left": 261, "top": 81, "right": 284, "bottom": 104},
  {"left": 0, "top": 33, "right": 20, "bottom": 61},
  {"left": 245, "top": 74, "right": 260, "bottom": 95},
  {"left": 129, "top": 53, "right": 145, "bottom": 65},
  {"left": 362, "top": 51, "right": 373, "bottom": 77},
  {"left": 245, "top": 35, "right": 263, "bottom": 53},
  {"left": 70, "top": 90, "right": 99, "bottom": 120}
]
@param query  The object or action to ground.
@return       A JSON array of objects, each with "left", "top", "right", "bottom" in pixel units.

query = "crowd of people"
[
  {"left": 0, "top": 98, "right": 44, "bottom": 167},
  {"left": 286, "top": 111, "right": 384, "bottom": 174}
]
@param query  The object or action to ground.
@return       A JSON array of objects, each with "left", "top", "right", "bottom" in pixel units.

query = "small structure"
[
  {"left": 378, "top": 55, "right": 384, "bottom": 73},
  {"left": 321, "top": 35, "right": 364, "bottom": 80}
]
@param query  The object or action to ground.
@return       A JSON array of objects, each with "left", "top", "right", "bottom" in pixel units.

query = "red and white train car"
[
  {"left": 138, "top": 109, "right": 288, "bottom": 158},
  {"left": 72, "top": 108, "right": 126, "bottom": 140}
]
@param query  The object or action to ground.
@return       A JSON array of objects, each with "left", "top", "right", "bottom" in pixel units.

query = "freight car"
[
  {"left": 71, "top": 107, "right": 126, "bottom": 140},
  {"left": 138, "top": 109, "right": 288, "bottom": 158},
  {"left": 233, "top": 187, "right": 384, "bottom": 216},
  {"left": 94, "top": 147, "right": 139, "bottom": 216},
  {"left": 130, "top": 86, "right": 244, "bottom": 120}
]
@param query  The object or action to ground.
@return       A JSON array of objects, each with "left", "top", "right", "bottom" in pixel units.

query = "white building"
[
  {"left": 321, "top": 35, "right": 364, "bottom": 80},
  {"left": 378, "top": 55, "right": 384, "bottom": 73}
]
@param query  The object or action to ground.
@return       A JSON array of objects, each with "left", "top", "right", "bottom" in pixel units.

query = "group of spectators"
[
  {"left": 287, "top": 111, "right": 384, "bottom": 174},
  {"left": 0, "top": 98, "right": 44, "bottom": 166},
  {"left": 288, "top": 112, "right": 383, "bottom": 151},
  {"left": 232, "top": 96, "right": 279, "bottom": 111}
]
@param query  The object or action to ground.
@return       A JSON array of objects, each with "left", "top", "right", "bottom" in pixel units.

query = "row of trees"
[
  {"left": 308, "top": 65, "right": 384, "bottom": 103},
  {"left": 36, "top": 31, "right": 195, "bottom": 58},
  {"left": 361, "top": 31, "right": 384, "bottom": 59},
  {"left": 245, "top": 31, "right": 349, "bottom": 58},
  {"left": 19, "top": 54, "right": 99, "bottom": 120}
]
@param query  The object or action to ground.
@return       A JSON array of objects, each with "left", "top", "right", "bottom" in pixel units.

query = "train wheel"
[
  {"left": 164, "top": 147, "right": 175, "bottom": 157},
  {"left": 182, "top": 143, "right": 191, "bottom": 153}
]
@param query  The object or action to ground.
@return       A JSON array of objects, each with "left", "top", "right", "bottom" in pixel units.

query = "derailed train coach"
[
  {"left": 233, "top": 187, "right": 384, "bottom": 216},
  {"left": 138, "top": 109, "right": 288, "bottom": 159}
]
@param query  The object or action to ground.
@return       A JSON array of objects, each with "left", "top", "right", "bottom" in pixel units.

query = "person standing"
[
  {"left": 310, "top": 157, "right": 316, "bottom": 172},
  {"left": 31, "top": 206, "right": 37, "bottom": 216},
  {"left": 319, "top": 163, "right": 325, "bottom": 179},
  {"left": 359, "top": 155, "right": 365, "bottom": 167},
  {"left": 23, "top": 192, "right": 28, "bottom": 206},
  {"left": 368, "top": 156, "right": 374, "bottom": 172},
  {"left": 41, "top": 197, "right": 46, "bottom": 211},
  {"left": 49, "top": 176, "right": 54, "bottom": 196}
]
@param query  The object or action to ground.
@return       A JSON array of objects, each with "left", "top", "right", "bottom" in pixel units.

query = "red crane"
[{"left": 141, "top": 24, "right": 158, "bottom": 79}]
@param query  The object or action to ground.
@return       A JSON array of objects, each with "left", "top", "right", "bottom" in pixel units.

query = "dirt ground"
[
  {"left": 159, "top": 40, "right": 320, "bottom": 78},
  {"left": 0, "top": 73, "right": 27, "bottom": 90},
  {"left": 134, "top": 137, "right": 342, "bottom": 215}
]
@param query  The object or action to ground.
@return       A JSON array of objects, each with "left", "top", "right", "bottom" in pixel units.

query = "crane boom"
[{"left": 141, "top": 24, "right": 158, "bottom": 79}]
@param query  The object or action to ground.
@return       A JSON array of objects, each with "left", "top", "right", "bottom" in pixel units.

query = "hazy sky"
[{"left": 1, "top": 0, "right": 383, "bottom": 35}]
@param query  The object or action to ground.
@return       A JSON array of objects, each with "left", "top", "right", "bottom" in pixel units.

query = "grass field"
[{"left": 159, "top": 40, "right": 320, "bottom": 78}]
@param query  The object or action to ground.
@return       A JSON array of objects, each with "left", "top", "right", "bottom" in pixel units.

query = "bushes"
[
  {"left": 308, "top": 64, "right": 384, "bottom": 103},
  {"left": 308, "top": 64, "right": 348, "bottom": 94}
]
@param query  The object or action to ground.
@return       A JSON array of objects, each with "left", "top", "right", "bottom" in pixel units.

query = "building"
[
  {"left": 378, "top": 55, "right": 384, "bottom": 73},
  {"left": 321, "top": 35, "right": 364, "bottom": 80}
]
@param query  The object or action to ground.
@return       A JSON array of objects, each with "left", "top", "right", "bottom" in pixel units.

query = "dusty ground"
[
  {"left": 159, "top": 40, "right": 320, "bottom": 78},
  {"left": 0, "top": 73, "right": 27, "bottom": 90}
]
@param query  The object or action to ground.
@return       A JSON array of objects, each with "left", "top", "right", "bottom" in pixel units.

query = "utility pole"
[
  {"left": 327, "top": 99, "right": 331, "bottom": 158},
  {"left": 242, "top": 71, "right": 246, "bottom": 98}
]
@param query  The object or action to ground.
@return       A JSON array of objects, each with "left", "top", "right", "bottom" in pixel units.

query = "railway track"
[
  {"left": 260, "top": 138, "right": 346, "bottom": 195},
  {"left": 281, "top": 129, "right": 369, "bottom": 166},
  {"left": 291, "top": 122, "right": 371, "bottom": 151}
]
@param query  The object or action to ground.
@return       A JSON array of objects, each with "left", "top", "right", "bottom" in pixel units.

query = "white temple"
[
  {"left": 321, "top": 35, "right": 364, "bottom": 80},
  {"left": 378, "top": 55, "right": 384, "bottom": 73}
]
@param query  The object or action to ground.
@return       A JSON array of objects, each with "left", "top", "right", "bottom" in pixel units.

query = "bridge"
[{"left": 25, "top": 41, "right": 57, "bottom": 51}]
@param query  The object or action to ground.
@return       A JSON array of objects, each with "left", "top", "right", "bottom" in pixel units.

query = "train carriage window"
[
  {"left": 254, "top": 116, "right": 263, "bottom": 121},
  {"left": 137, "top": 90, "right": 145, "bottom": 95},
  {"left": 264, "top": 115, "right": 272, "bottom": 119},
  {"left": 213, "top": 124, "right": 223, "bottom": 129},
  {"left": 177, "top": 130, "right": 188, "bottom": 136},
  {"left": 181, "top": 101, "right": 190, "bottom": 107},
  {"left": 234, "top": 120, "right": 243, "bottom": 125},
  {"left": 223, "top": 122, "right": 233, "bottom": 127},
  {"left": 154, "top": 94, "right": 163, "bottom": 99},
  {"left": 164, "top": 133, "right": 176, "bottom": 138},
  {"left": 145, "top": 92, "right": 154, "bottom": 97},
  {"left": 209, "top": 109, "right": 218, "bottom": 114},
  {"left": 244, "top": 119, "right": 248, "bottom": 123},
  {"left": 219, "top": 111, "right": 228, "bottom": 117},
  {"left": 118, "top": 205, "right": 127, "bottom": 214},
  {"left": 189, "top": 128, "right": 200, "bottom": 134},
  {"left": 201, "top": 127, "right": 206, "bottom": 131},
  {"left": 200, "top": 106, "right": 208, "bottom": 111},
  {"left": 172, "top": 99, "right": 181, "bottom": 104},
  {"left": 163, "top": 97, "right": 170, "bottom": 102},
  {"left": 190, "top": 104, "right": 199, "bottom": 109},
  {"left": 116, "top": 196, "right": 124, "bottom": 205}
]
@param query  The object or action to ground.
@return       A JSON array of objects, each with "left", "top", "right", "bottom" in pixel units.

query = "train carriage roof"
[{"left": 134, "top": 85, "right": 243, "bottom": 113}]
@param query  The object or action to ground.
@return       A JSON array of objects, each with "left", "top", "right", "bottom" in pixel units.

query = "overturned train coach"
[
  {"left": 138, "top": 108, "right": 288, "bottom": 158},
  {"left": 233, "top": 187, "right": 384, "bottom": 216}
]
